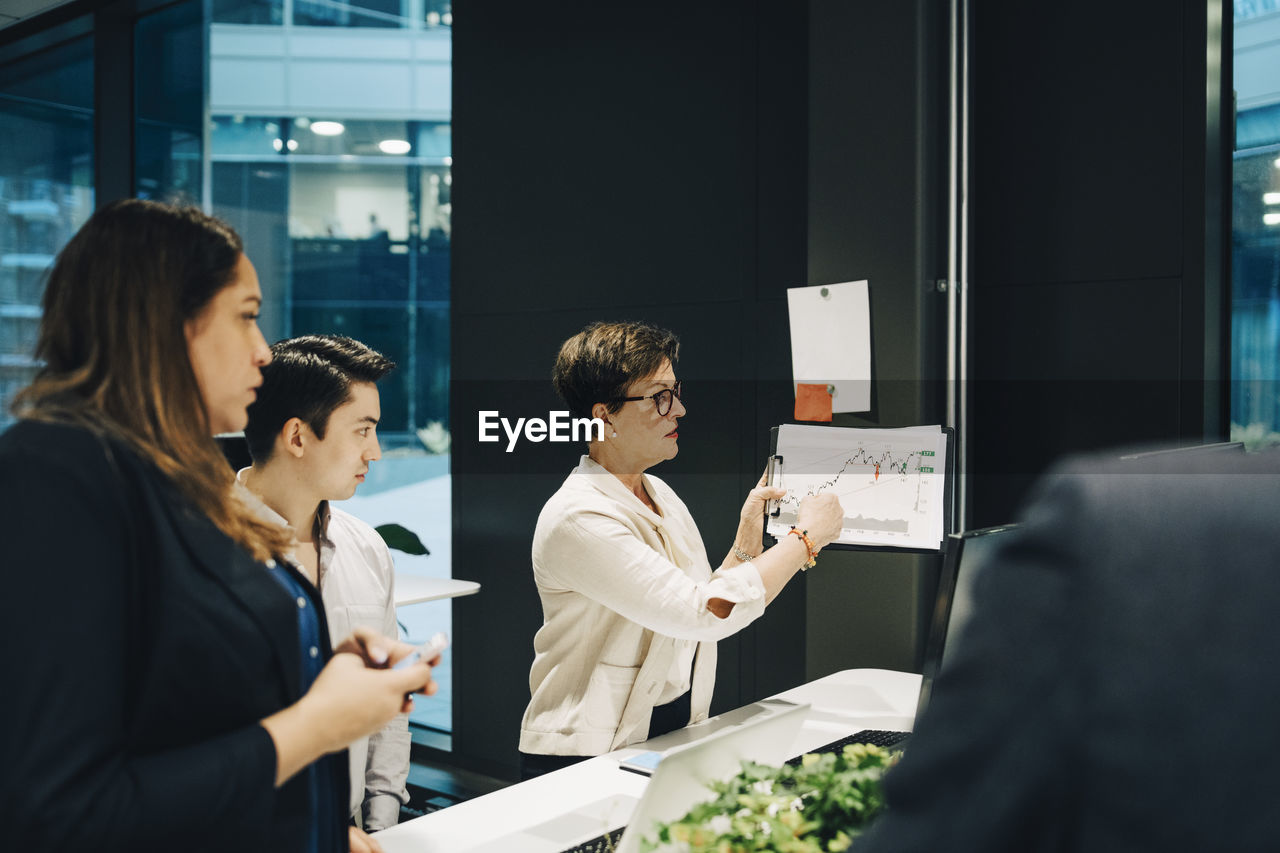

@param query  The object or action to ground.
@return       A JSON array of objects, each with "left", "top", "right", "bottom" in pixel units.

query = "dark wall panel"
[
  {"left": 804, "top": 0, "right": 948, "bottom": 679},
  {"left": 968, "top": 279, "right": 1185, "bottom": 525},
  {"left": 452, "top": 3, "right": 757, "bottom": 319},
  {"left": 452, "top": 0, "right": 808, "bottom": 779},
  {"left": 969, "top": 2, "right": 1185, "bottom": 288},
  {"left": 967, "top": 0, "right": 1228, "bottom": 527}
]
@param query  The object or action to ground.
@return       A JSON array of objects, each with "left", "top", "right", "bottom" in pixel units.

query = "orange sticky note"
[{"left": 795, "top": 383, "right": 833, "bottom": 422}]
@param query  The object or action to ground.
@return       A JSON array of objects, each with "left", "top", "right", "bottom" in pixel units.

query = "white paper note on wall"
[{"left": 786, "top": 280, "right": 871, "bottom": 413}]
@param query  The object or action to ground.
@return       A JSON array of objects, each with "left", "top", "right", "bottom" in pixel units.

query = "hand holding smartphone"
[{"left": 393, "top": 631, "right": 449, "bottom": 670}]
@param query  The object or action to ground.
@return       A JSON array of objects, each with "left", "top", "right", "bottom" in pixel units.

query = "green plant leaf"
[
  {"left": 375, "top": 523, "right": 430, "bottom": 555},
  {"left": 640, "top": 747, "right": 899, "bottom": 852}
]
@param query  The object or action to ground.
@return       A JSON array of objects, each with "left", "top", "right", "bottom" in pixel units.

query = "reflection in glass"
[
  {"left": 0, "top": 37, "right": 94, "bottom": 430},
  {"left": 295, "top": 0, "right": 402, "bottom": 28},
  {"left": 212, "top": 0, "right": 284, "bottom": 25},
  {"left": 208, "top": 0, "right": 453, "bottom": 738},
  {"left": 1233, "top": 7, "right": 1280, "bottom": 447},
  {"left": 136, "top": 2, "right": 205, "bottom": 203},
  {"left": 212, "top": 134, "right": 451, "bottom": 737},
  {"left": 1231, "top": 149, "right": 1280, "bottom": 438}
]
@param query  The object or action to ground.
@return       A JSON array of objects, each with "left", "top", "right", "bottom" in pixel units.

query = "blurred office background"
[{"left": 1, "top": 0, "right": 1272, "bottom": 786}]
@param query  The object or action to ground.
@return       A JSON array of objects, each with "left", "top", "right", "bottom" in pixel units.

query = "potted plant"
[{"left": 642, "top": 743, "right": 898, "bottom": 853}]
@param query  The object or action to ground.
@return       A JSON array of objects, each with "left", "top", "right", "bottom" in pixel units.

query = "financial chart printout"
[{"left": 767, "top": 424, "right": 948, "bottom": 551}]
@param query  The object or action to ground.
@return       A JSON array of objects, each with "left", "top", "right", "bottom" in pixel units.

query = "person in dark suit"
[
  {"left": 0, "top": 200, "right": 435, "bottom": 853},
  {"left": 855, "top": 446, "right": 1280, "bottom": 852}
]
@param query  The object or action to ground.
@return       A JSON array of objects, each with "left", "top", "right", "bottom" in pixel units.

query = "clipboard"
[{"left": 765, "top": 424, "right": 955, "bottom": 555}]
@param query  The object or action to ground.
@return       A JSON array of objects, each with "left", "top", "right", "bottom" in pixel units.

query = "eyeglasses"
[{"left": 612, "top": 379, "right": 683, "bottom": 416}]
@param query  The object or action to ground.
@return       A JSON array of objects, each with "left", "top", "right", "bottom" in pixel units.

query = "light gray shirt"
[{"left": 236, "top": 471, "right": 410, "bottom": 831}]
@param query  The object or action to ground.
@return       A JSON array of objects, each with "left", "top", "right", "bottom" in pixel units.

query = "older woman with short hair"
[{"left": 519, "top": 321, "right": 843, "bottom": 779}]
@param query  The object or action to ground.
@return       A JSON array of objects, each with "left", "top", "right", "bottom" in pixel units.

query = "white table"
[
  {"left": 394, "top": 573, "right": 481, "bottom": 607},
  {"left": 373, "top": 668, "right": 922, "bottom": 853}
]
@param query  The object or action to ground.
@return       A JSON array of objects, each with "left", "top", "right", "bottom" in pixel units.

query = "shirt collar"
[
  {"left": 315, "top": 500, "right": 333, "bottom": 544},
  {"left": 576, "top": 454, "right": 665, "bottom": 523},
  {"left": 235, "top": 467, "right": 289, "bottom": 528},
  {"left": 234, "top": 466, "right": 331, "bottom": 541}
]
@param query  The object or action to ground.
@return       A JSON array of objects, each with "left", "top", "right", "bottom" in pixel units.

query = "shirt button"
[
  {"left": 309, "top": 646, "right": 319, "bottom": 659},
  {"left": 296, "top": 596, "right": 307, "bottom": 609},
  {"left": 265, "top": 558, "right": 277, "bottom": 568}
]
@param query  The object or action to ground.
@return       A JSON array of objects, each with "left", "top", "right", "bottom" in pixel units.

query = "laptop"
[
  {"left": 467, "top": 700, "right": 810, "bottom": 853},
  {"left": 792, "top": 523, "right": 1020, "bottom": 759},
  {"left": 1118, "top": 441, "right": 1245, "bottom": 461}
]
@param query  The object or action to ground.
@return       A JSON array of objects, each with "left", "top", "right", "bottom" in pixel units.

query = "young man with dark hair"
[{"left": 241, "top": 334, "right": 412, "bottom": 839}]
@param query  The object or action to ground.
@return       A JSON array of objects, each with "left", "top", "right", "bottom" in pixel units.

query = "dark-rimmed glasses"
[{"left": 611, "top": 379, "right": 683, "bottom": 416}]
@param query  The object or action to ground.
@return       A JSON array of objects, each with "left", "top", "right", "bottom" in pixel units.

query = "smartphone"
[
  {"left": 618, "top": 750, "right": 664, "bottom": 777},
  {"left": 393, "top": 631, "right": 449, "bottom": 670}
]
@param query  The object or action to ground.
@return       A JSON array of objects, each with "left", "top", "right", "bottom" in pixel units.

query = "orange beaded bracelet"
[{"left": 788, "top": 526, "right": 818, "bottom": 570}]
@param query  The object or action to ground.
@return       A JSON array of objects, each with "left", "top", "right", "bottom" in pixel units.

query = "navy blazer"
[
  {"left": 0, "top": 420, "right": 347, "bottom": 851},
  {"left": 856, "top": 447, "right": 1280, "bottom": 852}
]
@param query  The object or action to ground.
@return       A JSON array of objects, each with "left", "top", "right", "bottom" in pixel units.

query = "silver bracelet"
[{"left": 733, "top": 546, "right": 754, "bottom": 562}]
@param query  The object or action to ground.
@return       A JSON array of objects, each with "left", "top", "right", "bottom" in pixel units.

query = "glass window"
[
  {"left": 1237, "top": 1, "right": 1280, "bottom": 22},
  {"left": 424, "top": 0, "right": 453, "bottom": 28},
  {"left": 295, "top": 0, "right": 403, "bottom": 29},
  {"left": 136, "top": 3, "right": 205, "bottom": 203},
  {"left": 212, "top": 0, "right": 284, "bottom": 26},
  {"left": 1233, "top": 6, "right": 1280, "bottom": 448},
  {"left": 204, "top": 1, "right": 454, "bottom": 737},
  {"left": 0, "top": 36, "right": 95, "bottom": 430}
]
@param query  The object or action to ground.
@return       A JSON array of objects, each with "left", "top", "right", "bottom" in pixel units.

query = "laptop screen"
[{"left": 915, "top": 524, "right": 1019, "bottom": 716}]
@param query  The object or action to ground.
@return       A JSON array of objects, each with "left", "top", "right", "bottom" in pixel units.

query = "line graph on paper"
[{"left": 765, "top": 424, "right": 949, "bottom": 551}]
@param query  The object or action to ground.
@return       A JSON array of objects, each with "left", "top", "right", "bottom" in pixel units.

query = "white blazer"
[{"left": 519, "top": 456, "right": 767, "bottom": 755}]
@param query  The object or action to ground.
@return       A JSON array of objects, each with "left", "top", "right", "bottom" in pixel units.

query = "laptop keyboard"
[
  {"left": 786, "top": 728, "right": 909, "bottom": 766},
  {"left": 561, "top": 827, "right": 625, "bottom": 853}
]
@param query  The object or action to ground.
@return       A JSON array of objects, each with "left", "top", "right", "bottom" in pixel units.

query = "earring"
[{"left": 611, "top": 431, "right": 618, "bottom": 438}]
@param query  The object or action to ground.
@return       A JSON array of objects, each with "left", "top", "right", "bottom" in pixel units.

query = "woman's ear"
[{"left": 590, "top": 402, "right": 611, "bottom": 424}]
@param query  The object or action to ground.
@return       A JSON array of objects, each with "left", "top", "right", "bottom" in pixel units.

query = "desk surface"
[
  {"left": 394, "top": 574, "right": 481, "bottom": 607},
  {"left": 374, "top": 668, "right": 921, "bottom": 853}
]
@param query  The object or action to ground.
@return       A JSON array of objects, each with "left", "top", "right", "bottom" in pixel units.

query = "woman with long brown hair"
[{"left": 0, "top": 199, "right": 433, "bottom": 852}]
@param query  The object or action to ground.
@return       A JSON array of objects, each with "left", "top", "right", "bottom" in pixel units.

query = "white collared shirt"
[{"left": 235, "top": 470, "right": 409, "bottom": 830}]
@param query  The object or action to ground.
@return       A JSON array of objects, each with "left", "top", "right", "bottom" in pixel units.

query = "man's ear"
[
  {"left": 280, "top": 417, "right": 307, "bottom": 459},
  {"left": 590, "top": 402, "right": 611, "bottom": 424}
]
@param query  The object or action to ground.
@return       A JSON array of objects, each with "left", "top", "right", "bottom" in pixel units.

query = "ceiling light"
[
  {"left": 286, "top": 139, "right": 298, "bottom": 151},
  {"left": 1265, "top": 212, "right": 1280, "bottom": 225},
  {"left": 311, "top": 121, "right": 345, "bottom": 136},
  {"left": 379, "top": 139, "right": 411, "bottom": 155},
  {"left": 1265, "top": 192, "right": 1280, "bottom": 205},
  {"left": 272, "top": 138, "right": 283, "bottom": 152}
]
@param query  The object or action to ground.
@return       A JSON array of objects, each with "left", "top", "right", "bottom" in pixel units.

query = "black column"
[{"left": 966, "top": 0, "right": 1231, "bottom": 527}]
